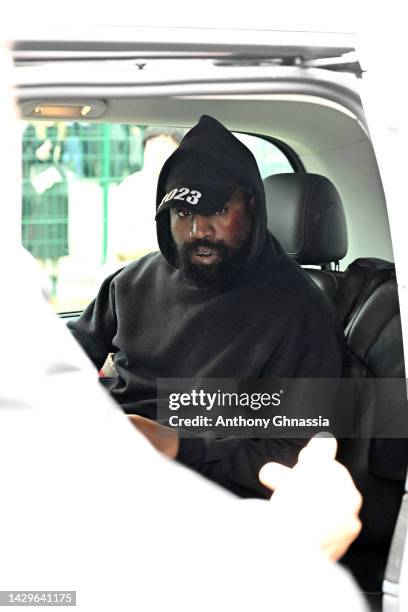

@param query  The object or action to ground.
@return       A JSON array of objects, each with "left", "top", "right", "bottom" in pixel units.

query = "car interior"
[{"left": 11, "top": 28, "right": 408, "bottom": 611}]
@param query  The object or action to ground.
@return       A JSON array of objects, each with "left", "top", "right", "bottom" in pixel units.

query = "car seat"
[{"left": 264, "top": 171, "right": 408, "bottom": 608}]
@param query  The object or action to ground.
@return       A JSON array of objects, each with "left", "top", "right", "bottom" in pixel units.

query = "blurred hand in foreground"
[
  {"left": 128, "top": 414, "right": 179, "bottom": 459},
  {"left": 259, "top": 436, "right": 362, "bottom": 561},
  {"left": 129, "top": 419, "right": 362, "bottom": 561}
]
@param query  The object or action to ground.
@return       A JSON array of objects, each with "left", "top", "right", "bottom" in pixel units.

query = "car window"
[{"left": 21, "top": 121, "right": 294, "bottom": 312}]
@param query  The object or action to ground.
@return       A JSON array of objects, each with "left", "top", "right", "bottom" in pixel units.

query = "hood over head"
[{"left": 155, "top": 115, "right": 268, "bottom": 269}]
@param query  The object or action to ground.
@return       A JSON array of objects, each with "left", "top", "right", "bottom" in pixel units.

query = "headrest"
[{"left": 263, "top": 173, "right": 347, "bottom": 265}]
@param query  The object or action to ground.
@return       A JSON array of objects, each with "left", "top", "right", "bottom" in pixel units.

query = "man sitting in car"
[{"left": 68, "top": 114, "right": 346, "bottom": 498}]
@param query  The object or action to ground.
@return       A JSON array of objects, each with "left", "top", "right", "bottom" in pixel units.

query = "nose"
[{"left": 190, "top": 214, "right": 214, "bottom": 240}]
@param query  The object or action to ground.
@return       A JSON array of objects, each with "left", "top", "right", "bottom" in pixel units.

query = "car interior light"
[
  {"left": 20, "top": 100, "right": 107, "bottom": 119},
  {"left": 32, "top": 105, "right": 90, "bottom": 119}
]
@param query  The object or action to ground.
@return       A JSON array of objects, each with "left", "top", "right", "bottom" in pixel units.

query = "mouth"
[{"left": 191, "top": 247, "right": 220, "bottom": 265}]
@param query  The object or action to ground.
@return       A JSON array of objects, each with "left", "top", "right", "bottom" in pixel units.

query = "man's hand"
[
  {"left": 259, "top": 436, "right": 362, "bottom": 561},
  {"left": 128, "top": 415, "right": 179, "bottom": 459}
]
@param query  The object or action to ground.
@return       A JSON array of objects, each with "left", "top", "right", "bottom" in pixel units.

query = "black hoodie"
[{"left": 68, "top": 115, "right": 346, "bottom": 498}]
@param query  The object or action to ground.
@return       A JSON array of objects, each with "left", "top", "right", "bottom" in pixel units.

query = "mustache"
[{"left": 181, "top": 239, "right": 229, "bottom": 256}]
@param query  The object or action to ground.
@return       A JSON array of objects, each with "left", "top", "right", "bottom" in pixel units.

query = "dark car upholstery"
[{"left": 264, "top": 172, "right": 408, "bottom": 600}]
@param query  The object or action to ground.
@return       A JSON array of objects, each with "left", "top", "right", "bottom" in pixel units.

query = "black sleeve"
[
  {"left": 176, "top": 315, "right": 346, "bottom": 499},
  {"left": 67, "top": 271, "right": 120, "bottom": 370}
]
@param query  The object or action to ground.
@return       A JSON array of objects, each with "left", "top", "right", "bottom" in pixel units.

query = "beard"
[{"left": 175, "top": 232, "right": 252, "bottom": 290}]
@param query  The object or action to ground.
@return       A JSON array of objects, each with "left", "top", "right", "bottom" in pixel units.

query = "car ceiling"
[
  {"left": 85, "top": 96, "right": 367, "bottom": 156},
  {"left": 10, "top": 27, "right": 393, "bottom": 265}
]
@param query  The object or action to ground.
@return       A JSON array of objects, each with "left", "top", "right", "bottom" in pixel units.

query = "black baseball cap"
[{"left": 155, "top": 150, "right": 246, "bottom": 219}]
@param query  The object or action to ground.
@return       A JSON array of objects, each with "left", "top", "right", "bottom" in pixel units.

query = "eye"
[
  {"left": 175, "top": 209, "right": 192, "bottom": 218},
  {"left": 214, "top": 207, "right": 228, "bottom": 215}
]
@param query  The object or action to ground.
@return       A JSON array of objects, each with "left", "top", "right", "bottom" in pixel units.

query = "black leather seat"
[
  {"left": 263, "top": 172, "right": 347, "bottom": 300},
  {"left": 338, "top": 258, "right": 396, "bottom": 329},
  {"left": 263, "top": 172, "right": 408, "bottom": 605},
  {"left": 339, "top": 277, "right": 408, "bottom": 600},
  {"left": 263, "top": 173, "right": 396, "bottom": 326}
]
